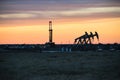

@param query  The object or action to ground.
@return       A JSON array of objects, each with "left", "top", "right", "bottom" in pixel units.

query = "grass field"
[{"left": 0, "top": 51, "right": 120, "bottom": 80}]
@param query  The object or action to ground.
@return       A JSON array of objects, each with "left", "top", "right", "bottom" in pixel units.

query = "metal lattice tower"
[{"left": 49, "top": 21, "right": 53, "bottom": 43}]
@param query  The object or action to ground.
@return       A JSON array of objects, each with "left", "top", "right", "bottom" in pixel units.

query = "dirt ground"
[{"left": 0, "top": 51, "right": 120, "bottom": 80}]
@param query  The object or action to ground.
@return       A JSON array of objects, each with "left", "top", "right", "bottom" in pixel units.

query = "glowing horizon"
[{"left": 0, "top": 0, "right": 120, "bottom": 44}]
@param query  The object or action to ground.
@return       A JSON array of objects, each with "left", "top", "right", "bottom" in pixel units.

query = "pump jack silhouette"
[{"left": 74, "top": 32, "right": 99, "bottom": 45}]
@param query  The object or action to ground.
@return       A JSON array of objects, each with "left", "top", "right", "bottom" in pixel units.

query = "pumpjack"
[{"left": 74, "top": 32, "right": 99, "bottom": 45}]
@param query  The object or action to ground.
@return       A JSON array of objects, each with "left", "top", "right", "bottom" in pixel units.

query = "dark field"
[{"left": 0, "top": 51, "right": 120, "bottom": 80}]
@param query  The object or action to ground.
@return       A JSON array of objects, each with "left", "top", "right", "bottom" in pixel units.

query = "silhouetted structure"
[
  {"left": 74, "top": 32, "right": 99, "bottom": 45},
  {"left": 45, "top": 21, "right": 55, "bottom": 47},
  {"left": 49, "top": 21, "right": 53, "bottom": 43}
]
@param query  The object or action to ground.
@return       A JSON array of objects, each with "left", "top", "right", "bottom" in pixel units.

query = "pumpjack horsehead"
[{"left": 74, "top": 32, "right": 99, "bottom": 45}]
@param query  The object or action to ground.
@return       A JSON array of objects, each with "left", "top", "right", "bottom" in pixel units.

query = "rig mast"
[
  {"left": 49, "top": 21, "right": 53, "bottom": 43},
  {"left": 45, "top": 21, "right": 55, "bottom": 47}
]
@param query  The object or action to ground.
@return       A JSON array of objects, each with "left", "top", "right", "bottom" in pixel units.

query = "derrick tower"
[
  {"left": 45, "top": 21, "right": 55, "bottom": 47},
  {"left": 49, "top": 21, "right": 53, "bottom": 43}
]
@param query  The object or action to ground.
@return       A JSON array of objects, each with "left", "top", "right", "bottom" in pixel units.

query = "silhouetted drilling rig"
[{"left": 45, "top": 21, "right": 55, "bottom": 47}]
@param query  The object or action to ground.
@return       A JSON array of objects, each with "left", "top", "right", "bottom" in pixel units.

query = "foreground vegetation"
[{"left": 0, "top": 51, "right": 120, "bottom": 80}]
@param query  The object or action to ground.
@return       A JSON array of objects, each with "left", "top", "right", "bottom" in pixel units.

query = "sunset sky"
[{"left": 0, "top": 0, "right": 120, "bottom": 44}]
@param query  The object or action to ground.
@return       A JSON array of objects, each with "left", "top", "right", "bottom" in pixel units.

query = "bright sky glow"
[{"left": 0, "top": 0, "right": 120, "bottom": 44}]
